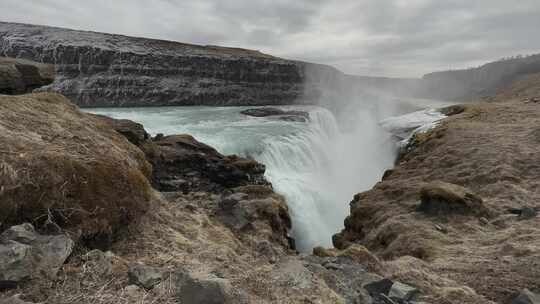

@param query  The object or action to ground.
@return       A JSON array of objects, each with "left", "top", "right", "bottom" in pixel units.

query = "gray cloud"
[{"left": 1, "top": 0, "right": 539, "bottom": 77}]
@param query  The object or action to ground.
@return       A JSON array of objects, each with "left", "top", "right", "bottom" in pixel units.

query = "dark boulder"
[
  {"left": 511, "top": 289, "right": 540, "bottom": 304},
  {"left": 128, "top": 264, "right": 164, "bottom": 290},
  {"left": 418, "top": 181, "right": 489, "bottom": 217},
  {"left": 508, "top": 207, "right": 539, "bottom": 220},
  {"left": 241, "top": 107, "right": 310, "bottom": 122},
  {"left": 148, "top": 134, "right": 269, "bottom": 192},
  {"left": 0, "top": 223, "right": 73, "bottom": 289}
]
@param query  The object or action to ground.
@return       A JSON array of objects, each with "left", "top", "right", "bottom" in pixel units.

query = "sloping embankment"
[{"left": 334, "top": 74, "right": 540, "bottom": 303}]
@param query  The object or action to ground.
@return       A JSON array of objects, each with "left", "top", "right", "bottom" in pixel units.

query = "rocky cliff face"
[{"left": 0, "top": 22, "right": 343, "bottom": 107}]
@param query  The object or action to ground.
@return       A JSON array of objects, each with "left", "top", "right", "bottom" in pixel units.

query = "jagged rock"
[
  {"left": 146, "top": 134, "right": 269, "bottom": 192},
  {"left": 388, "top": 281, "right": 419, "bottom": 302},
  {"left": 128, "top": 264, "right": 164, "bottom": 290},
  {"left": 0, "top": 223, "right": 73, "bottom": 288},
  {"left": 418, "top": 181, "right": 489, "bottom": 217},
  {"left": 511, "top": 289, "right": 540, "bottom": 304},
  {"left": 364, "top": 278, "right": 394, "bottom": 298},
  {"left": 0, "top": 22, "right": 343, "bottom": 107},
  {"left": 173, "top": 270, "right": 247, "bottom": 304}
]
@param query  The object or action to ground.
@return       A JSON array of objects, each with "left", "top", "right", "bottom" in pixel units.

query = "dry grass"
[
  {"left": 336, "top": 87, "right": 540, "bottom": 303},
  {"left": 0, "top": 93, "right": 153, "bottom": 243}
]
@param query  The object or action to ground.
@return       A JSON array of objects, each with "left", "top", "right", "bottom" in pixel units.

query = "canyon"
[{"left": 1, "top": 22, "right": 540, "bottom": 304}]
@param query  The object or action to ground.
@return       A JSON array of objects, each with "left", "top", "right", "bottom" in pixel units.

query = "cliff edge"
[{"left": 0, "top": 22, "right": 343, "bottom": 107}]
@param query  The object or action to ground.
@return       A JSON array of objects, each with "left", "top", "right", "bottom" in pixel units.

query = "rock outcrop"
[
  {"left": 0, "top": 22, "right": 343, "bottom": 107},
  {"left": 0, "top": 223, "right": 73, "bottom": 289},
  {"left": 0, "top": 57, "right": 53, "bottom": 94},
  {"left": 0, "top": 93, "right": 153, "bottom": 245},
  {"left": 418, "top": 181, "right": 490, "bottom": 217}
]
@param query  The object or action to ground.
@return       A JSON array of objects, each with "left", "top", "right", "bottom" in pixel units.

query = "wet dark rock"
[
  {"left": 508, "top": 207, "right": 539, "bottom": 220},
  {"left": 0, "top": 223, "right": 73, "bottom": 288},
  {"left": 418, "top": 181, "right": 489, "bottom": 217},
  {"left": 128, "top": 264, "right": 164, "bottom": 290},
  {"left": 241, "top": 107, "right": 310, "bottom": 122},
  {"left": 364, "top": 278, "right": 394, "bottom": 298},
  {"left": 98, "top": 114, "right": 272, "bottom": 193},
  {"left": 511, "top": 289, "right": 540, "bottom": 304},
  {"left": 148, "top": 134, "right": 269, "bottom": 192}
]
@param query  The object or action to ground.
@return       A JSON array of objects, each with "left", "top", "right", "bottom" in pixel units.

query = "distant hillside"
[{"left": 420, "top": 54, "right": 540, "bottom": 100}]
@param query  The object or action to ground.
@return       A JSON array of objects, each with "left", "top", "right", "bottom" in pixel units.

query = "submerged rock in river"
[{"left": 241, "top": 107, "right": 310, "bottom": 122}]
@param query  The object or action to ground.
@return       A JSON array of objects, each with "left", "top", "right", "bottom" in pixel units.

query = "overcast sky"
[{"left": 2, "top": 0, "right": 540, "bottom": 77}]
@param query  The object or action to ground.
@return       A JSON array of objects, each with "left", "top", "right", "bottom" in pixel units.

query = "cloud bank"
[{"left": 2, "top": 0, "right": 540, "bottom": 77}]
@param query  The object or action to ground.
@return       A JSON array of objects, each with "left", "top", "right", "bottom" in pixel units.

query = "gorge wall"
[{"left": 0, "top": 22, "right": 344, "bottom": 107}]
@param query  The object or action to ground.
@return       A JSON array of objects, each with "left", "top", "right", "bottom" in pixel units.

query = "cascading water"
[
  {"left": 256, "top": 107, "right": 396, "bottom": 251},
  {"left": 87, "top": 104, "right": 397, "bottom": 252}
]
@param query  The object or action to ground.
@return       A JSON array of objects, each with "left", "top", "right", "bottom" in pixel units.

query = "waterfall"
[
  {"left": 256, "top": 107, "right": 395, "bottom": 252},
  {"left": 86, "top": 105, "right": 397, "bottom": 252}
]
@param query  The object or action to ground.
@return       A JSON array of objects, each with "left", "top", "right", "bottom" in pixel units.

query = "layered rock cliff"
[{"left": 0, "top": 22, "right": 344, "bottom": 107}]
